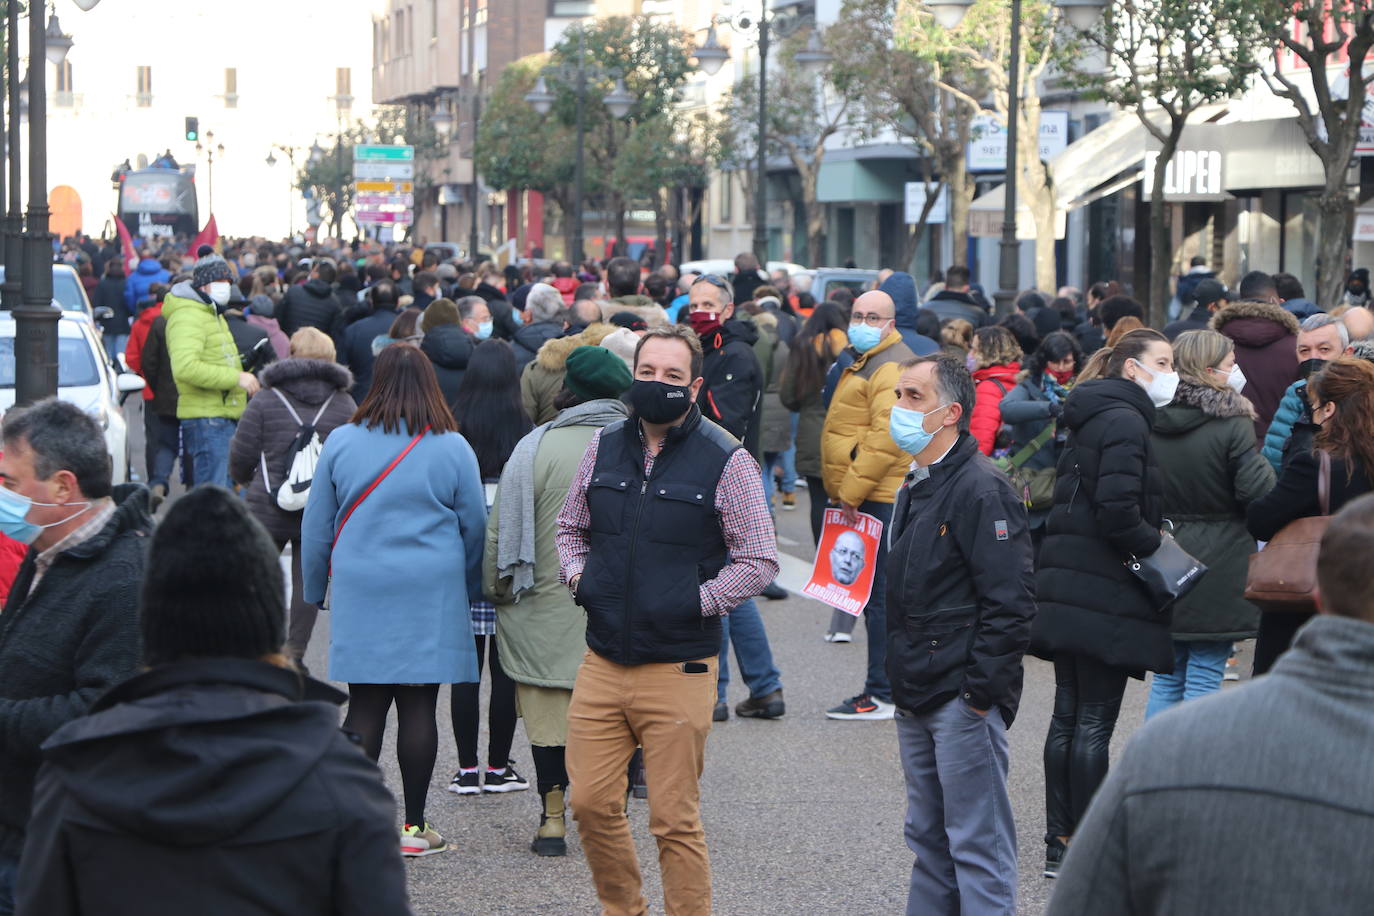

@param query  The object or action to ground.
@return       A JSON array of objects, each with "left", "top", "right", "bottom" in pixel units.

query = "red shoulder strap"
[{"left": 332, "top": 426, "right": 429, "bottom": 554}]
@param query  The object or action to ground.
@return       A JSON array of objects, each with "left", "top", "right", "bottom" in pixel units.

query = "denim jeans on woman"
[{"left": 1145, "top": 639, "right": 1231, "bottom": 720}]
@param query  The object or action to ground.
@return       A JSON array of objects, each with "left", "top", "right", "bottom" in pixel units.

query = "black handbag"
[{"left": 1127, "top": 522, "right": 1208, "bottom": 612}]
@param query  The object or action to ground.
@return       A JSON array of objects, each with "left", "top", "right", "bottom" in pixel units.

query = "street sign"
[
  {"left": 354, "top": 144, "right": 414, "bottom": 161},
  {"left": 967, "top": 111, "right": 1069, "bottom": 172},
  {"left": 353, "top": 160, "right": 415, "bottom": 180},
  {"left": 356, "top": 210, "right": 413, "bottom": 225},
  {"left": 355, "top": 180, "right": 413, "bottom": 193},
  {"left": 903, "top": 183, "right": 948, "bottom": 225},
  {"left": 356, "top": 193, "right": 415, "bottom": 208}
]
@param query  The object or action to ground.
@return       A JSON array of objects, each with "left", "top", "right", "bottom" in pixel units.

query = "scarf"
[{"left": 495, "top": 398, "right": 629, "bottom": 599}]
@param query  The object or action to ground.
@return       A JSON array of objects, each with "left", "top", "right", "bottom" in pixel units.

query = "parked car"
[
  {"left": 0, "top": 314, "right": 144, "bottom": 483},
  {"left": 678, "top": 259, "right": 807, "bottom": 282},
  {"left": 788, "top": 268, "right": 884, "bottom": 303},
  {"left": 0, "top": 264, "right": 97, "bottom": 324}
]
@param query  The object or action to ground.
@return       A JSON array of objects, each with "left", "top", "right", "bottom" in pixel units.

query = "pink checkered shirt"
[{"left": 556, "top": 425, "right": 779, "bottom": 616}]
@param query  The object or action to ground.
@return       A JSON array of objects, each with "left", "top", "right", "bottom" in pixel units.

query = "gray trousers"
[{"left": 896, "top": 698, "right": 1017, "bottom": 916}]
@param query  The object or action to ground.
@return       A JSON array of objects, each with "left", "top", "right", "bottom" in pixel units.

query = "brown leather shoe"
[{"left": 735, "top": 688, "right": 785, "bottom": 719}]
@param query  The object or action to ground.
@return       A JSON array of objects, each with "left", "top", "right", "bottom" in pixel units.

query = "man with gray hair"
[
  {"left": 512, "top": 282, "right": 570, "bottom": 367},
  {"left": 455, "top": 295, "right": 491, "bottom": 339},
  {"left": 0, "top": 399, "right": 151, "bottom": 911},
  {"left": 886, "top": 354, "right": 1034, "bottom": 915},
  {"left": 1261, "top": 311, "right": 1353, "bottom": 472}
]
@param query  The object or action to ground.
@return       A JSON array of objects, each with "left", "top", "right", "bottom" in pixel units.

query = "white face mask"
[
  {"left": 1130, "top": 358, "right": 1179, "bottom": 408},
  {"left": 1224, "top": 363, "right": 1246, "bottom": 394},
  {"left": 207, "top": 281, "right": 232, "bottom": 306}
]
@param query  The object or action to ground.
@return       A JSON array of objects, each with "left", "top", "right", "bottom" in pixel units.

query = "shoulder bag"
[
  {"left": 1243, "top": 449, "right": 1330, "bottom": 614},
  {"left": 1127, "top": 520, "right": 1208, "bottom": 613},
  {"left": 993, "top": 421, "right": 1057, "bottom": 511},
  {"left": 322, "top": 425, "right": 429, "bottom": 608}
]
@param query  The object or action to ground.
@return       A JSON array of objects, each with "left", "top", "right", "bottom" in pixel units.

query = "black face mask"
[
  {"left": 1298, "top": 357, "right": 1327, "bottom": 381},
  {"left": 629, "top": 380, "right": 693, "bottom": 425}
]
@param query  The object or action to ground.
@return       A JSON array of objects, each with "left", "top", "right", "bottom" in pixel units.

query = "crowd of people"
[{"left": 0, "top": 232, "right": 1371, "bottom": 914}]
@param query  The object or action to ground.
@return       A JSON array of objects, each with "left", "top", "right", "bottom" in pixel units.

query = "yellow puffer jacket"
[{"left": 821, "top": 332, "right": 915, "bottom": 506}]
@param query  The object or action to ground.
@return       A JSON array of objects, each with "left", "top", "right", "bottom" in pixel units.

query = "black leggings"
[
  {"left": 1252, "top": 612, "right": 1312, "bottom": 676},
  {"left": 344, "top": 684, "right": 439, "bottom": 827},
  {"left": 451, "top": 634, "right": 518, "bottom": 770},
  {"left": 1043, "top": 652, "right": 1128, "bottom": 841}
]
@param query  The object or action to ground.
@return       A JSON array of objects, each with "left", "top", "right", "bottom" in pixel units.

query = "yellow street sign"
[{"left": 355, "top": 180, "right": 413, "bottom": 193}]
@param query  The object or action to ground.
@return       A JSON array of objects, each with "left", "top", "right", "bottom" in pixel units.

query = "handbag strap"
[
  {"left": 1008, "top": 421, "right": 1056, "bottom": 469},
  {"left": 1319, "top": 449, "right": 1331, "bottom": 517},
  {"left": 331, "top": 426, "right": 429, "bottom": 555}
]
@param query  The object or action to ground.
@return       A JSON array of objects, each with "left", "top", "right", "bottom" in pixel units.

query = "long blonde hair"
[{"left": 1172, "top": 329, "right": 1232, "bottom": 391}]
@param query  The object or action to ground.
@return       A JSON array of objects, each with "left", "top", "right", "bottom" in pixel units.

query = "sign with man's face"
[{"left": 803, "top": 509, "right": 883, "bottom": 616}]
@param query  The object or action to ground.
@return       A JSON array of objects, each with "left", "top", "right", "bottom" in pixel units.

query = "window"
[
  {"left": 135, "top": 66, "right": 152, "bottom": 107},
  {"left": 224, "top": 68, "right": 238, "bottom": 108},
  {"left": 335, "top": 68, "right": 353, "bottom": 111},
  {"left": 430, "top": 0, "right": 438, "bottom": 39},
  {"left": 54, "top": 60, "right": 72, "bottom": 107},
  {"left": 718, "top": 172, "right": 732, "bottom": 223},
  {"left": 394, "top": 9, "right": 404, "bottom": 56},
  {"left": 549, "top": 0, "right": 592, "bottom": 15},
  {"left": 475, "top": 0, "right": 487, "bottom": 26}
]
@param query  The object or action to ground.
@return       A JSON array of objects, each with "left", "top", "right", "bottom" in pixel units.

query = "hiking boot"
[
  {"left": 735, "top": 688, "right": 785, "bottom": 719},
  {"left": 531, "top": 788, "right": 567, "bottom": 857},
  {"left": 781, "top": 492, "right": 797, "bottom": 510}
]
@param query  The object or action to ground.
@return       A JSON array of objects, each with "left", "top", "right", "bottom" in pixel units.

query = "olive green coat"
[
  {"left": 484, "top": 422, "right": 601, "bottom": 689},
  {"left": 1150, "top": 381, "right": 1276, "bottom": 641}
]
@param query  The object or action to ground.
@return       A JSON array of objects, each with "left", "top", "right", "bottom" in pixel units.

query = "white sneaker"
[{"left": 824, "top": 631, "right": 853, "bottom": 643}]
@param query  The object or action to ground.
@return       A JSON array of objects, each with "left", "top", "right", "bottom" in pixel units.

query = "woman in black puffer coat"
[
  {"left": 228, "top": 328, "right": 357, "bottom": 666},
  {"left": 1030, "top": 327, "right": 1176, "bottom": 877}
]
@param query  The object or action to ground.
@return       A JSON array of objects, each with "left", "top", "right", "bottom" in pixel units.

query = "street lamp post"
[
  {"left": 692, "top": 5, "right": 831, "bottom": 267},
  {"left": 431, "top": 87, "right": 484, "bottom": 260},
  {"left": 196, "top": 131, "right": 225, "bottom": 216},
  {"left": 14, "top": 7, "right": 76, "bottom": 405},
  {"left": 267, "top": 144, "right": 305, "bottom": 237},
  {"left": 524, "top": 25, "right": 635, "bottom": 264},
  {"left": 2, "top": 0, "right": 24, "bottom": 316}
]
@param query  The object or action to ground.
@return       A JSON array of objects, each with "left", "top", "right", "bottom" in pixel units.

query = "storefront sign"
[
  {"left": 903, "top": 183, "right": 948, "bottom": 224},
  {"left": 1355, "top": 207, "right": 1374, "bottom": 242},
  {"left": 1142, "top": 148, "right": 1226, "bottom": 201},
  {"left": 967, "top": 111, "right": 1069, "bottom": 172}
]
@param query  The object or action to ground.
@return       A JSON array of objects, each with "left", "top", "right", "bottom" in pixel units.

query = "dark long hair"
[
  {"left": 1311, "top": 357, "right": 1374, "bottom": 480},
  {"left": 1023, "top": 330, "right": 1083, "bottom": 381},
  {"left": 451, "top": 339, "right": 532, "bottom": 478},
  {"left": 486, "top": 298, "right": 520, "bottom": 341},
  {"left": 351, "top": 343, "right": 459, "bottom": 435},
  {"left": 782, "top": 303, "right": 848, "bottom": 402}
]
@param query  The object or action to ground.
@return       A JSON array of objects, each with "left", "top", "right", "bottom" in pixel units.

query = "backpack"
[
  {"left": 261, "top": 388, "right": 334, "bottom": 512},
  {"left": 992, "top": 421, "right": 1057, "bottom": 511}
]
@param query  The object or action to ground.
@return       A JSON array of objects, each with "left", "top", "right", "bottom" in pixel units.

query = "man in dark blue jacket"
[
  {"left": 340, "top": 281, "right": 400, "bottom": 402},
  {"left": 886, "top": 354, "right": 1035, "bottom": 915},
  {"left": 123, "top": 252, "right": 169, "bottom": 311}
]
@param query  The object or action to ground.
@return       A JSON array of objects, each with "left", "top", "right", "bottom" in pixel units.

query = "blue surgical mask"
[
  {"left": 848, "top": 323, "right": 883, "bottom": 352},
  {"left": 889, "top": 403, "right": 950, "bottom": 456},
  {"left": 475, "top": 320, "right": 493, "bottom": 340},
  {"left": 511, "top": 309, "right": 525, "bottom": 326},
  {"left": 0, "top": 486, "right": 90, "bottom": 545}
]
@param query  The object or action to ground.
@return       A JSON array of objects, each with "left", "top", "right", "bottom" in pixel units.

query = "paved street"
[{"left": 126, "top": 397, "right": 1249, "bottom": 915}]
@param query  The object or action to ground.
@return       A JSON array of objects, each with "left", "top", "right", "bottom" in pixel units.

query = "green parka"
[
  {"left": 484, "top": 421, "right": 604, "bottom": 689},
  {"left": 162, "top": 281, "right": 246, "bottom": 420},
  {"left": 1151, "top": 380, "right": 1276, "bottom": 641}
]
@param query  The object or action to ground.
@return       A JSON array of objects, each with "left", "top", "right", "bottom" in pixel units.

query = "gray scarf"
[{"left": 495, "top": 398, "right": 629, "bottom": 598}]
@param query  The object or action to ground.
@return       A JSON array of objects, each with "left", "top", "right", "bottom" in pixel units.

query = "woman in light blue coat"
[{"left": 302, "top": 344, "right": 486, "bottom": 860}]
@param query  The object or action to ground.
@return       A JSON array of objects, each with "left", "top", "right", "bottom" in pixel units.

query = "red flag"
[
  {"left": 185, "top": 214, "right": 219, "bottom": 259},
  {"left": 111, "top": 213, "right": 137, "bottom": 272}
]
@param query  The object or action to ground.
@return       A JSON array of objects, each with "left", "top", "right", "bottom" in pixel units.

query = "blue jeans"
[
  {"left": 104, "top": 332, "right": 129, "bottom": 368},
  {"left": 779, "top": 412, "right": 799, "bottom": 487},
  {"left": 897, "top": 701, "right": 1017, "bottom": 915},
  {"left": 716, "top": 598, "right": 782, "bottom": 703},
  {"left": 860, "top": 499, "right": 894, "bottom": 702},
  {"left": 145, "top": 409, "right": 181, "bottom": 490},
  {"left": 0, "top": 853, "right": 16, "bottom": 916},
  {"left": 182, "top": 416, "right": 237, "bottom": 489},
  {"left": 1145, "top": 639, "right": 1231, "bottom": 720}
]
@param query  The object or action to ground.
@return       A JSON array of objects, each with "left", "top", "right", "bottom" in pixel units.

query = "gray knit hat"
[{"left": 191, "top": 254, "right": 234, "bottom": 288}]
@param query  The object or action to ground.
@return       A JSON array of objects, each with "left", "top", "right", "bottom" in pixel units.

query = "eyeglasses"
[{"left": 850, "top": 312, "right": 892, "bottom": 327}]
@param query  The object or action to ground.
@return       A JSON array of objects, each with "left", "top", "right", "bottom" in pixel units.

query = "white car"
[
  {"left": 0, "top": 315, "right": 145, "bottom": 483},
  {"left": 678, "top": 259, "right": 807, "bottom": 281}
]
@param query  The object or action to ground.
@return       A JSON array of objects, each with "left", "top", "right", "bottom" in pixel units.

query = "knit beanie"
[
  {"left": 140, "top": 486, "right": 286, "bottom": 667},
  {"left": 609, "top": 311, "right": 648, "bottom": 332},
  {"left": 599, "top": 327, "right": 639, "bottom": 371},
  {"left": 421, "top": 298, "right": 460, "bottom": 333},
  {"left": 192, "top": 254, "right": 234, "bottom": 288},
  {"left": 565, "top": 345, "right": 633, "bottom": 400}
]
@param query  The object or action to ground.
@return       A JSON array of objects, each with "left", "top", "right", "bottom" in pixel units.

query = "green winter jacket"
[
  {"left": 1150, "top": 381, "right": 1276, "bottom": 641},
  {"left": 162, "top": 282, "right": 246, "bottom": 420},
  {"left": 484, "top": 421, "right": 605, "bottom": 689}
]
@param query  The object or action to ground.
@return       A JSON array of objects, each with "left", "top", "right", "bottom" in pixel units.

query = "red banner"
[{"left": 185, "top": 214, "right": 220, "bottom": 258}]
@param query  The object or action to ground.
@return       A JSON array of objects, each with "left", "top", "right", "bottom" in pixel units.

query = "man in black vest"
[{"left": 556, "top": 324, "right": 778, "bottom": 916}]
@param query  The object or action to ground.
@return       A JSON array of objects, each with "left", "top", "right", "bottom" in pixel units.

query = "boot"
[{"left": 530, "top": 787, "right": 567, "bottom": 857}]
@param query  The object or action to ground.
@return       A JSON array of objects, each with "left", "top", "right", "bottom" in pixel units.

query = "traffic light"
[{"left": 184, "top": 116, "right": 198, "bottom": 142}]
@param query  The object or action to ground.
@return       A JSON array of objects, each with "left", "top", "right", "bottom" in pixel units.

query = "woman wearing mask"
[
  {"left": 1147, "top": 330, "right": 1275, "bottom": 716},
  {"left": 228, "top": 328, "right": 357, "bottom": 668},
  {"left": 968, "top": 326, "right": 1023, "bottom": 455},
  {"left": 302, "top": 344, "right": 487, "bottom": 858},
  {"left": 1031, "top": 328, "right": 1178, "bottom": 878},
  {"left": 447, "top": 340, "right": 534, "bottom": 797},
  {"left": 245, "top": 266, "right": 290, "bottom": 359},
  {"left": 1246, "top": 357, "right": 1374, "bottom": 673},
  {"left": 1000, "top": 331, "right": 1082, "bottom": 558}
]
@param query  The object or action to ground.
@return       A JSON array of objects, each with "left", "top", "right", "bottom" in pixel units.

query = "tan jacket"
[{"left": 820, "top": 332, "right": 914, "bottom": 506}]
